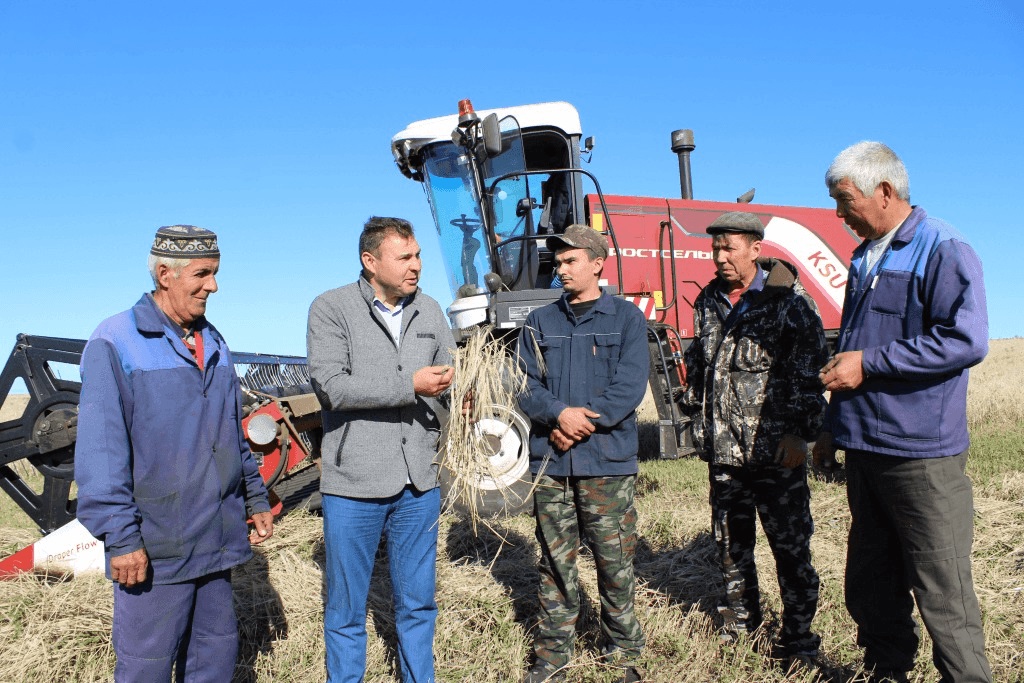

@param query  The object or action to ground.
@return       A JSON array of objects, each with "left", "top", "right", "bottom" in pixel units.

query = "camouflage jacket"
[{"left": 682, "top": 258, "right": 828, "bottom": 467}]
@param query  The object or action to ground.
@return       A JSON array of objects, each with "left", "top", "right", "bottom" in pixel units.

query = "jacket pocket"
[
  {"left": 598, "top": 415, "right": 639, "bottom": 462},
  {"left": 731, "top": 336, "right": 774, "bottom": 372},
  {"left": 334, "top": 422, "right": 351, "bottom": 467},
  {"left": 874, "top": 378, "right": 944, "bottom": 443},
  {"left": 537, "top": 337, "right": 566, "bottom": 382},
  {"left": 728, "top": 336, "right": 771, "bottom": 417},
  {"left": 135, "top": 491, "right": 184, "bottom": 560},
  {"left": 593, "top": 333, "right": 622, "bottom": 377},
  {"left": 868, "top": 271, "right": 912, "bottom": 317}
]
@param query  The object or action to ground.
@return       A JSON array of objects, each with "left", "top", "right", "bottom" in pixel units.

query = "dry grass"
[
  {"left": 968, "top": 337, "right": 1024, "bottom": 432},
  {"left": 0, "top": 340, "right": 1022, "bottom": 682},
  {"left": 439, "top": 327, "right": 530, "bottom": 530},
  {"left": 0, "top": 393, "right": 30, "bottom": 423}
]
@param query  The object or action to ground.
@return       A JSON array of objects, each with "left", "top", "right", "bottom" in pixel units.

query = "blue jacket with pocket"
[
  {"left": 75, "top": 294, "right": 270, "bottom": 584},
  {"left": 517, "top": 289, "right": 650, "bottom": 476},
  {"left": 826, "top": 207, "right": 988, "bottom": 457}
]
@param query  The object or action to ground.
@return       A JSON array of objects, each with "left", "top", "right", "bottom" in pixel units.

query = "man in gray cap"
[
  {"left": 76, "top": 225, "right": 274, "bottom": 681},
  {"left": 517, "top": 224, "right": 650, "bottom": 683},
  {"left": 681, "top": 211, "right": 828, "bottom": 671}
]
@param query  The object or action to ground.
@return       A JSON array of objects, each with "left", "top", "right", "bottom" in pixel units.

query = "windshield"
[
  {"left": 420, "top": 116, "right": 527, "bottom": 297},
  {"left": 484, "top": 117, "right": 531, "bottom": 289}
]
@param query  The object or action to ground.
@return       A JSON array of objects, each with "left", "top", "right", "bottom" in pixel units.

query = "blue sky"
[{"left": 2, "top": 1, "right": 1021, "bottom": 358}]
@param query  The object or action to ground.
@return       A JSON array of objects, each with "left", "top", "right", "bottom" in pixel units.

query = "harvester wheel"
[{"left": 439, "top": 403, "right": 534, "bottom": 518}]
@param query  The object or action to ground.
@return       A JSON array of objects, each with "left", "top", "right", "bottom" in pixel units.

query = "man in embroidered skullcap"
[{"left": 75, "top": 225, "right": 274, "bottom": 681}]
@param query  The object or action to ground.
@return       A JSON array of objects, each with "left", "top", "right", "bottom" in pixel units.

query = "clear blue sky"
[{"left": 2, "top": 1, "right": 1021, "bottom": 358}]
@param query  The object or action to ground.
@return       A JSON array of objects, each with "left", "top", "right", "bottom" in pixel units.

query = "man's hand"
[
  {"left": 110, "top": 548, "right": 148, "bottom": 587},
  {"left": 811, "top": 431, "right": 839, "bottom": 472},
  {"left": 557, "top": 406, "right": 600, "bottom": 441},
  {"left": 819, "top": 351, "right": 865, "bottom": 392},
  {"left": 461, "top": 389, "right": 475, "bottom": 422},
  {"left": 549, "top": 427, "right": 575, "bottom": 451},
  {"left": 413, "top": 365, "right": 454, "bottom": 397},
  {"left": 775, "top": 433, "right": 808, "bottom": 468},
  {"left": 249, "top": 511, "right": 274, "bottom": 545}
]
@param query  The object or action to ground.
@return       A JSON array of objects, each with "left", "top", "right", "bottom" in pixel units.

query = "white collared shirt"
[{"left": 372, "top": 296, "right": 407, "bottom": 346}]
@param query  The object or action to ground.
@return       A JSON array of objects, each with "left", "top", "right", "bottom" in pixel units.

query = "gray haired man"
[
  {"left": 815, "top": 142, "right": 991, "bottom": 683},
  {"left": 76, "top": 225, "right": 274, "bottom": 681}
]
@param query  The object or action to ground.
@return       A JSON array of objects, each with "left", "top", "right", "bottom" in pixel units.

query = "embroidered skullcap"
[{"left": 150, "top": 225, "right": 220, "bottom": 258}]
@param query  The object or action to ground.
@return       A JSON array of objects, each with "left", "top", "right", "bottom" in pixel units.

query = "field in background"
[{"left": 0, "top": 340, "right": 1021, "bottom": 682}]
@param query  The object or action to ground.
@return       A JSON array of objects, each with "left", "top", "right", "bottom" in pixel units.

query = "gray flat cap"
[
  {"left": 706, "top": 211, "right": 765, "bottom": 239},
  {"left": 546, "top": 224, "right": 609, "bottom": 259}
]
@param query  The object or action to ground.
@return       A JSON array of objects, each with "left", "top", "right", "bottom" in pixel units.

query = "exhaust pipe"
[{"left": 670, "top": 129, "right": 695, "bottom": 200}]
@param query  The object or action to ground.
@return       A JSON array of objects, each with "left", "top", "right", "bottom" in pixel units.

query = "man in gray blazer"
[{"left": 307, "top": 216, "right": 456, "bottom": 683}]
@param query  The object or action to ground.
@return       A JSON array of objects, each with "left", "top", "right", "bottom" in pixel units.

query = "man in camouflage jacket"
[{"left": 682, "top": 211, "right": 828, "bottom": 666}]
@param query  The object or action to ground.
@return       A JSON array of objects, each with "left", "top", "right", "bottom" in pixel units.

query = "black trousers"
[
  {"left": 709, "top": 463, "right": 820, "bottom": 654},
  {"left": 844, "top": 450, "right": 991, "bottom": 682}
]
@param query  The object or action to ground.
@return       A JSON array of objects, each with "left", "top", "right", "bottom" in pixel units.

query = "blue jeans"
[
  {"left": 322, "top": 487, "right": 440, "bottom": 683},
  {"left": 112, "top": 569, "right": 236, "bottom": 682}
]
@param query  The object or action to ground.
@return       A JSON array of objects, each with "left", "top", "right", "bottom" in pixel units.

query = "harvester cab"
[
  {"left": 392, "top": 99, "right": 697, "bottom": 467},
  {"left": 391, "top": 100, "right": 616, "bottom": 339}
]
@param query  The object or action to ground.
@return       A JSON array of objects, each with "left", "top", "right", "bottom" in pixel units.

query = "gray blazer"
[{"left": 307, "top": 277, "right": 456, "bottom": 498}]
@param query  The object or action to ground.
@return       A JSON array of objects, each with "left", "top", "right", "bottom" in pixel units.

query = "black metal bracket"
[{"left": 0, "top": 335, "right": 86, "bottom": 534}]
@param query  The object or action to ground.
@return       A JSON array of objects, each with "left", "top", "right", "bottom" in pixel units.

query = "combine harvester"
[
  {"left": 389, "top": 99, "right": 857, "bottom": 513},
  {"left": 0, "top": 99, "right": 858, "bottom": 574}
]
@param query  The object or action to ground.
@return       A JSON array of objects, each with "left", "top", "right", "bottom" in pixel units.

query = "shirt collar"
[
  {"left": 715, "top": 263, "right": 765, "bottom": 304},
  {"left": 373, "top": 295, "right": 409, "bottom": 316},
  {"left": 135, "top": 292, "right": 207, "bottom": 337}
]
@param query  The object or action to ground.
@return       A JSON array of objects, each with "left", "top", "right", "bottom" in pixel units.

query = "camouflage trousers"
[
  {"left": 709, "top": 463, "right": 820, "bottom": 655},
  {"left": 532, "top": 474, "right": 645, "bottom": 670}
]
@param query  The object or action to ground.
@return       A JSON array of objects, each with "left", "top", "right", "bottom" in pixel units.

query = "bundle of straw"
[{"left": 440, "top": 326, "right": 533, "bottom": 531}]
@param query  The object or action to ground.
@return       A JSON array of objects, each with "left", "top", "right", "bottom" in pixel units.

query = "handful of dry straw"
[{"left": 441, "top": 326, "right": 532, "bottom": 531}]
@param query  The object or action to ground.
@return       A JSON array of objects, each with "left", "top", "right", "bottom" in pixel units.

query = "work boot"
[
  {"left": 522, "top": 663, "right": 566, "bottom": 683},
  {"left": 614, "top": 665, "right": 642, "bottom": 682},
  {"left": 717, "top": 620, "right": 761, "bottom": 646},
  {"left": 866, "top": 670, "right": 909, "bottom": 683},
  {"left": 768, "top": 640, "right": 818, "bottom": 661},
  {"left": 780, "top": 654, "right": 817, "bottom": 676}
]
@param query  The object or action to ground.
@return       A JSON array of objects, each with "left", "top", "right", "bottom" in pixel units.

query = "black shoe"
[
  {"left": 615, "top": 665, "right": 642, "bottom": 683},
  {"left": 522, "top": 664, "right": 566, "bottom": 683},
  {"left": 718, "top": 623, "right": 761, "bottom": 646},
  {"left": 781, "top": 654, "right": 817, "bottom": 674},
  {"left": 768, "top": 641, "right": 819, "bottom": 661},
  {"left": 867, "top": 671, "right": 909, "bottom": 683}
]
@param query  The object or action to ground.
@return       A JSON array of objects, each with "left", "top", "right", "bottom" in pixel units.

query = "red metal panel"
[{"left": 590, "top": 194, "right": 859, "bottom": 337}]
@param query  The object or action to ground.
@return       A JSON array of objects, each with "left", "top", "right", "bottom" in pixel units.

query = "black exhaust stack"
[{"left": 670, "top": 129, "right": 695, "bottom": 200}]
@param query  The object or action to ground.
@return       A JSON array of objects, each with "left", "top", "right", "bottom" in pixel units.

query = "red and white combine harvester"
[
  {"left": 389, "top": 99, "right": 857, "bottom": 512},
  {"left": 0, "top": 99, "right": 857, "bottom": 574}
]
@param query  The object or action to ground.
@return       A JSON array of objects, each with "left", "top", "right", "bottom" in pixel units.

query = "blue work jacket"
[
  {"left": 75, "top": 294, "right": 270, "bottom": 584},
  {"left": 517, "top": 289, "right": 650, "bottom": 477},
  {"left": 827, "top": 207, "right": 988, "bottom": 457}
]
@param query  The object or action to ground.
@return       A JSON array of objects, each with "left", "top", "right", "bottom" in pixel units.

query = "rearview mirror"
[{"left": 482, "top": 113, "right": 502, "bottom": 157}]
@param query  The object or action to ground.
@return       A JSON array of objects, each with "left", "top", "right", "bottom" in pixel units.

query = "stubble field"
[{"left": 0, "top": 339, "right": 1021, "bottom": 682}]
